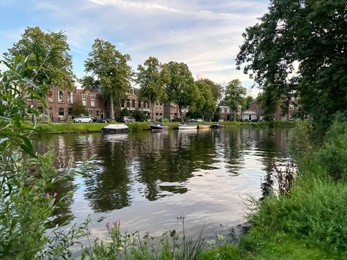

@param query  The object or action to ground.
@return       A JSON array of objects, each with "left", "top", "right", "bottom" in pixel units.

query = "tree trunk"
[
  {"left": 110, "top": 95, "right": 115, "bottom": 121},
  {"left": 151, "top": 101, "right": 155, "bottom": 120},
  {"left": 179, "top": 105, "right": 183, "bottom": 122}
]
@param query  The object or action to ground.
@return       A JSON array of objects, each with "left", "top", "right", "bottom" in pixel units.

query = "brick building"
[{"left": 30, "top": 86, "right": 184, "bottom": 122}]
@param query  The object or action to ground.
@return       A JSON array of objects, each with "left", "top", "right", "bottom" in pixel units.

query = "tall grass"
[{"left": 239, "top": 120, "right": 347, "bottom": 258}]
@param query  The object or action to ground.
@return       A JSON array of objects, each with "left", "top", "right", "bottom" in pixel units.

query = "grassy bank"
[
  {"left": 34, "top": 120, "right": 297, "bottom": 134},
  {"left": 237, "top": 120, "right": 347, "bottom": 259}
]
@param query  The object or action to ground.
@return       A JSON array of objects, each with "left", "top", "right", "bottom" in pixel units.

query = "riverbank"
[
  {"left": 33, "top": 120, "right": 297, "bottom": 134},
  {"left": 236, "top": 120, "right": 347, "bottom": 259}
]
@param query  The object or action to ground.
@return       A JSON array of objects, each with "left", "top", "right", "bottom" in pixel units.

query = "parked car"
[
  {"left": 121, "top": 116, "right": 136, "bottom": 123},
  {"left": 73, "top": 116, "right": 93, "bottom": 123}
]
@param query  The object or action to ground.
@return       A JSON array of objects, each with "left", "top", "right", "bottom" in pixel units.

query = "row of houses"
[
  {"left": 32, "top": 87, "right": 183, "bottom": 122},
  {"left": 219, "top": 95, "right": 299, "bottom": 122},
  {"left": 29, "top": 86, "right": 298, "bottom": 123}
]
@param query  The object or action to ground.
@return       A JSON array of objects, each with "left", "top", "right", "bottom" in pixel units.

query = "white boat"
[
  {"left": 178, "top": 123, "right": 197, "bottom": 130},
  {"left": 101, "top": 124, "right": 129, "bottom": 134}
]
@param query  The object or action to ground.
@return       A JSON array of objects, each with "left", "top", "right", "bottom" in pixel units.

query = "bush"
[{"left": 318, "top": 120, "right": 347, "bottom": 180}]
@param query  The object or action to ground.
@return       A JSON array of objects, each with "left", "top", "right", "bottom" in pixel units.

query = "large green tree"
[
  {"left": 164, "top": 62, "right": 201, "bottom": 121},
  {"left": 135, "top": 56, "right": 169, "bottom": 120},
  {"left": 195, "top": 78, "right": 221, "bottom": 121},
  {"left": 5, "top": 26, "right": 75, "bottom": 90},
  {"left": 84, "top": 39, "right": 132, "bottom": 121},
  {"left": 236, "top": 0, "right": 347, "bottom": 137},
  {"left": 224, "top": 79, "right": 247, "bottom": 121}
]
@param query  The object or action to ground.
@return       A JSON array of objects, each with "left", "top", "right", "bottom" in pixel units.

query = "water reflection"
[{"left": 34, "top": 128, "right": 292, "bottom": 233}]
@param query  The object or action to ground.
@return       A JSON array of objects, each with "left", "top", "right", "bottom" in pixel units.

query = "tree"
[
  {"left": 5, "top": 26, "right": 75, "bottom": 90},
  {"left": 135, "top": 56, "right": 168, "bottom": 120},
  {"left": 72, "top": 100, "right": 88, "bottom": 117},
  {"left": 236, "top": 0, "right": 347, "bottom": 137},
  {"left": 243, "top": 96, "right": 254, "bottom": 110},
  {"left": 84, "top": 39, "right": 132, "bottom": 121},
  {"left": 195, "top": 78, "right": 220, "bottom": 121},
  {"left": 164, "top": 62, "right": 201, "bottom": 121},
  {"left": 80, "top": 75, "right": 100, "bottom": 92},
  {"left": 224, "top": 79, "right": 246, "bottom": 121}
]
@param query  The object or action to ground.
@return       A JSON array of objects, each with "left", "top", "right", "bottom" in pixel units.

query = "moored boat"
[
  {"left": 150, "top": 123, "right": 168, "bottom": 130},
  {"left": 101, "top": 124, "right": 129, "bottom": 134},
  {"left": 178, "top": 123, "right": 197, "bottom": 130},
  {"left": 198, "top": 124, "right": 210, "bottom": 130},
  {"left": 210, "top": 123, "right": 224, "bottom": 129}
]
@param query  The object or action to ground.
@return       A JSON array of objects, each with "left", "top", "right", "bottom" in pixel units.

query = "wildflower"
[
  {"left": 217, "top": 234, "right": 225, "bottom": 241},
  {"left": 206, "top": 239, "right": 216, "bottom": 246}
]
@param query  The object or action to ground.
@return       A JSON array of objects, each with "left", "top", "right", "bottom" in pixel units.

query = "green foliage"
[
  {"left": 318, "top": 119, "right": 347, "bottom": 180},
  {"left": 288, "top": 120, "right": 314, "bottom": 164},
  {"left": 135, "top": 56, "right": 168, "bottom": 119},
  {"left": 198, "top": 245, "right": 240, "bottom": 260},
  {"left": 132, "top": 108, "right": 146, "bottom": 122},
  {"left": 165, "top": 61, "right": 201, "bottom": 121},
  {"left": 195, "top": 79, "right": 221, "bottom": 121},
  {"left": 224, "top": 79, "right": 246, "bottom": 121},
  {"left": 84, "top": 38, "right": 132, "bottom": 121},
  {"left": 5, "top": 26, "right": 75, "bottom": 90},
  {"left": 236, "top": 0, "right": 347, "bottom": 137},
  {"left": 0, "top": 53, "right": 86, "bottom": 258},
  {"left": 72, "top": 100, "right": 88, "bottom": 117},
  {"left": 240, "top": 120, "right": 347, "bottom": 258},
  {"left": 241, "top": 171, "right": 347, "bottom": 255},
  {"left": 82, "top": 219, "right": 206, "bottom": 260}
]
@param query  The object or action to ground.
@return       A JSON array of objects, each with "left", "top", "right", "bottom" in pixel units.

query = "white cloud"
[{"left": 0, "top": 0, "right": 269, "bottom": 88}]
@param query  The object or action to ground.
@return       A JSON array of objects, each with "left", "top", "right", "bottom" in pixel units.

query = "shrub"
[{"left": 318, "top": 120, "right": 347, "bottom": 180}]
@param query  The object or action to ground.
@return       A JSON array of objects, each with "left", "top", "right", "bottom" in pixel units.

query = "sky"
[{"left": 0, "top": 0, "right": 270, "bottom": 97}]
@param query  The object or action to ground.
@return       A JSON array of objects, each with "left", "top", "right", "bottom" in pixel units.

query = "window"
[
  {"left": 96, "top": 110, "right": 99, "bottom": 116},
  {"left": 89, "top": 109, "right": 92, "bottom": 117},
  {"left": 91, "top": 94, "right": 95, "bottom": 107},
  {"left": 82, "top": 94, "right": 87, "bottom": 106},
  {"left": 127, "top": 99, "right": 130, "bottom": 108},
  {"left": 48, "top": 91, "right": 53, "bottom": 102},
  {"left": 68, "top": 108, "right": 73, "bottom": 118},
  {"left": 132, "top": 100, "right": 135, "bottom": 108},
  {"left": 59, "top": 91, "right": 64, "bottom": 103},
  {"left": 59, "top": 108, "right": 64, "bottom": 122},
  {"left": 68, "top": 92, "right": 73, "bottom": 103}
]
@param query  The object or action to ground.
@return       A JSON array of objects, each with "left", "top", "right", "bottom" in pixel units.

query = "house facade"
[{"left": 30, "top": 86, "right": 184, "bottom": 122}]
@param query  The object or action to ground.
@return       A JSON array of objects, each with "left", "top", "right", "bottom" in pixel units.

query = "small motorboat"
[
  {"left": 210, "top": 123, "right": 224, "bottom": 129},
  {"left": 150, "top": 123, "right": 168, "bottom": 130},
  {"left": 101, "top": 124, "right": 129, "bottom": 134},
  {"left": 198, "top": 124, "right": 210, "bottom": 130},
  {"left": 178, "top": 123, "right": 197, "bottom": 130}
]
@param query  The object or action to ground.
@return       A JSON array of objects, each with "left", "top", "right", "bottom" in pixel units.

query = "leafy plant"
[{"left": 0, "top": 51, "right": 86, "bottom": 258}]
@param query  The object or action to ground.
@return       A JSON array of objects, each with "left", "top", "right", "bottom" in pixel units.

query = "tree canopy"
[
  {"left": 195, "top": 78, "right": 222, "bottom": 121},
  {"left": 165, "top": 62, "right": 201, "bottom": 121},
  {"left": 84, "top": 38, "right": 132, "bottom": 121},
  {"left": 236, "top": 0, "right": 347, "bottom": 136},
  {"left": 135, "top": 56, "right": 169, "bottom": 119},
  {"left": 5, "top": 26, "right": 75, "bottom": 90},
  {"left": 224, "top": 79, "right": 246, "bottom": 121}
]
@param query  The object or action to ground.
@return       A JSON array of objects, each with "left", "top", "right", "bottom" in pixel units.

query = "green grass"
[{"left": 238, "top": 122, "right": 347, "bottom": 259}]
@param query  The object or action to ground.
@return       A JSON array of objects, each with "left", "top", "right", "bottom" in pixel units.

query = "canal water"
[{"left": 36, "top": 127, "right": 292, "bottom": 241}]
